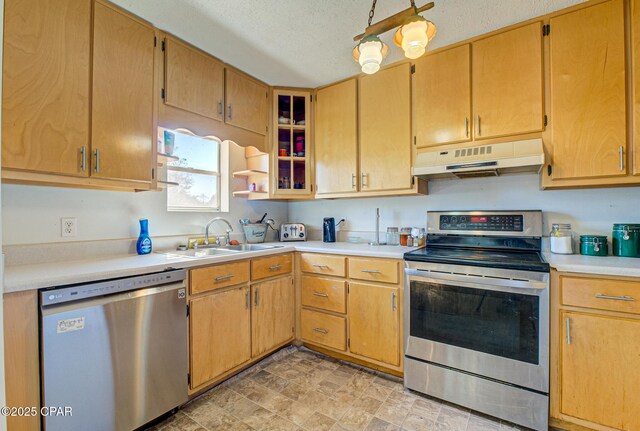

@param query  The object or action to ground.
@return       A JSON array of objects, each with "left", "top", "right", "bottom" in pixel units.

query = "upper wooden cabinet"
[
  {"left": 2, "top": 0, "right": 91, "bottom": 176},
  {"left": 472, "top": 22, "right": 544, "bottom": 140},
  {"left": 549, "top": 0, "right": 627, "bottom": 180},
  {"left": 91, "top": 1, "right": 155, "bottom": 183},
  {"left": 226, "top": 69, "right": 269, "bottom": 136},
  {"left": 633, "top": 0, "right": 640, "bottom": 176},
  {"left": 315, "top": 79, "right": 359, "bottom": 195},
  {"left": 359, "top": 63, "right": 412, "bottom": 192},
  {"left": 414, "top": 44, "right": 472, "bottom": 148},
  {"left": 164, "top": 36, "right": 225, "bottom": 121}
]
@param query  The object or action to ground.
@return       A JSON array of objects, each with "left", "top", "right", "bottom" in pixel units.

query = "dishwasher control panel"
[{"left": 40, "top": 269, "right": 186, "bottom": 306}]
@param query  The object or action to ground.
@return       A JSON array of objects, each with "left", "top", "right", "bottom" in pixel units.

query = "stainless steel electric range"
[{"left": 403, "top": 210, "right": 550, "bottom": 431}]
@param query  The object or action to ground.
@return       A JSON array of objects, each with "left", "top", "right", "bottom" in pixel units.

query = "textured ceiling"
[{"left": 110, "top": 0, "right": 587, "bottom": 88}]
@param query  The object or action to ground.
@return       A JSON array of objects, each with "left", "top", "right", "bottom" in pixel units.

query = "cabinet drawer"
[
  {"left": 348, "top": 257, "right": 399, "bottom": 284},
  {"left": 190, "top": 260, "right": 250, "bottom": 295},
  {"left": 301, "top": 308, "right": 346, "bottom": 351},
  {"left": 301, "top": 276, "right": 347, "bottom": 313},
  {"left": 300, "top": 253, "right": 346, "bottom": 277},
  {"left": 561, "top": 276, "right": 640, "bottom": 315},
  {"left": 251, "top": 253, "right": 292, "bottom": 281}
]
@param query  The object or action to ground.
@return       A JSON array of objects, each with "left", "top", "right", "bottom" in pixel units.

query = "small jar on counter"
[
  {"left": 612, "top": 224, "right": 640, "bottom": 258},
  {"left": 386, "top": 227, "right": 400, "bottom": 246},
  {"left": 550, "top": 223, "right": 574, "bottom": 254},
  {"left": 580, "top": 235, "right": 608, "bottom": 256},
  {"left": 400, "top": 228, "right": 411, "bottom": 246}
]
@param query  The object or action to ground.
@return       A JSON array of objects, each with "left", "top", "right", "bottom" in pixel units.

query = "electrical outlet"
[{"left": 61, "top": 217, "right": 77, "bottom": 237}]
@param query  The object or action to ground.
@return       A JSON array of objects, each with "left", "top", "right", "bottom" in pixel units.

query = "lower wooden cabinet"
[
  {"left": 298, "top": 253, "right": 403, "bottom": 374},
  {"left": 190, "top": 286, "right": 251, "bottom": 388},
  {"left": 551, "top": 271, "right": 640, "bottom": 431},
  {"left": 188, "top": 255, "right": 294, "bottom": 392},
  {"left": 560, "top": 311, "right": 640, "bottom": 430},
  {"left": 251, "top": 276, "right": 295, "bottom": 357},
  {"left": 348, "top": 282, "right": 400, "bottom": 367}
]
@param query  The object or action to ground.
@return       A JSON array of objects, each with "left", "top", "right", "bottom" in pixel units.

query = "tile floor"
[{"left": 149, "top": 347, "right": 526, "bottom": 431}]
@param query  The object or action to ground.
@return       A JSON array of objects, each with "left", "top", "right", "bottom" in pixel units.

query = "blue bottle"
[{"left": 136, "top": 219, "right": 152, "bottom": 255}]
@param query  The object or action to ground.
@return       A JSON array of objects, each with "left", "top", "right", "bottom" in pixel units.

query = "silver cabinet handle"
[
  {"left": 596, "top": 294, "right": 635, "bottom": 301},
  {"left": 312, "top": 328, "right": 328, "bottom": 334},
  {"left": 214, "top": 274, "right": 234, "bottom": 282},
  {"left": 80, "top": 146, "right": 87, "bottom": 172},
  {"left": 269, "top": 264, "right": 282, "bottom": 271},
  {"left": 619, "top": 146, "right": 624, "bottom": 171},
  {"left": 93, "top": 149, "right": 100, "bottom": 173},
  {"left": 218, "top": 100, "right": 223, "bottom": 118},
  {"left": 465, "top": 118, "right": 469, "bottom": 138},
  {"left": 254, "top": 287, "right": 259, "bottom": 306},
  {"left": 361, "top": 173, "right": 367, "bottom": 188},
  {"left": 565, "top": 318, "right": 571, "bottom": 345},
  {"left": 476, "top": 115, "right": 481, "bottom": 136},
  {"left": 246, "top": 290, "right": 250, "bottom": 309},
  {"left": 228, "top": 103, "right": 233, "bottom": 120},
  {"left": 392, "top": 291, "right": 396, "bottom": 312},
  {"left": 313, "top": 292, "right": 329, "bottom": 298},
  {"left": 361, "top": 269, "right": 381, "bottom": 274},
  {"left": 352, "top": 173, "right": 356, "bottom": 189},
  {"left": 313, "top": 264, "right": 329, "bottom": 269}
]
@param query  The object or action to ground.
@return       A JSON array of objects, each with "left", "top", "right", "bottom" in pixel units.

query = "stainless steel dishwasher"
[{"left": 40, "top": 270, "right": 188, "bottom": 431}]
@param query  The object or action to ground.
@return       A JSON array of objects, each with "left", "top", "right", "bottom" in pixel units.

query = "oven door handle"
[{"left": 405, "top": 268, "right": 548, "bottom": 291}]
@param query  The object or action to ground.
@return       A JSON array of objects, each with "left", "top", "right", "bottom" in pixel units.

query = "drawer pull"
[
  {"left": 269, "top": 264, "right": 282, "bottom": 271},
  {"left": 312, "top": 327, "right": 328, "bottom": 334},
  {"left": 313, "top": 292, "right": 329, "bottom": 298},
  {"left": 313, "top": 264, "right": 330, "bottom": 269},
  {"left": 595, "top": 294, "right": 635, "bottom": 302},
  {"left": 361, "top": 269, "right": 381, "bottom": 274},
  {"left": 215, "top": 274, "right": 234, "bottom": 282}
]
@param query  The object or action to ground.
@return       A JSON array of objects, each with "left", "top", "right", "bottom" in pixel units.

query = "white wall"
[
  {"left": 289, "top": 174, "right": 640, "bottom": 239},
  {"left": 1, "top": 143, "right": 287, "bottom": 246}
]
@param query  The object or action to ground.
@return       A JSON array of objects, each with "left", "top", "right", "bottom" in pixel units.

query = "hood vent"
[{"left": 412, "top": 138, "right": 545, "bottom": 180}]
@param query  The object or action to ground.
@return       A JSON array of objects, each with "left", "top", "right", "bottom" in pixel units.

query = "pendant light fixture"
[{"left": 353, "top": 0, "right": 436, "bottom": 74}]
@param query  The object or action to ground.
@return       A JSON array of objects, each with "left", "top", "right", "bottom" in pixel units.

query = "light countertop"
[
  {"left": 3, "top": 241, "right": 416, "bottom": 293},
  {"left": 6, "top": 242, "right": 639, "bottom": 294},
  {"left": 543, "top": 252, "right": 640, "bottom": 278}
]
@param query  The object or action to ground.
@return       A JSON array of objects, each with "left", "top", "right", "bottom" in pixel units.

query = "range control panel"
[{"left": 440, "top": 214, "right": 524, "bottom": 232}]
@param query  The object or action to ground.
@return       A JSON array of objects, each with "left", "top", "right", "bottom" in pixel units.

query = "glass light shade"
[
  {"left": 394, "top": 17, "right": 437, "bottom": 60},
  {"left": 353, "top": 35, "right": 388, "bottom": 75}
]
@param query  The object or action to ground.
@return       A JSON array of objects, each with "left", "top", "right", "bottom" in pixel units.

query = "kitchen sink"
[{"left": 218, "top": 244, "right": 285, "bottom": 252}]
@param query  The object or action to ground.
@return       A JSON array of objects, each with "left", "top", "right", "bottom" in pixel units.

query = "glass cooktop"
[{"left": 404, "top": 246, "right": 550, "bottom": 273}]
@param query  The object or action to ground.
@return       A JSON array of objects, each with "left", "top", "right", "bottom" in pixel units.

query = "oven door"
[{"left": 404, "top": 262, "right": 549, "bottom": 393}]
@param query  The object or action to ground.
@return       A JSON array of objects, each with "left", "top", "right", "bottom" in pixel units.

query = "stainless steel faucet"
[{"left": 204, "top": 217, "right": 234, "bottom": 246}]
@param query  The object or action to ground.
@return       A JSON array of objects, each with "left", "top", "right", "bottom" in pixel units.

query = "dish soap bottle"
[{"left": 137, "top": 218, "right": 152, "bottom": 255}]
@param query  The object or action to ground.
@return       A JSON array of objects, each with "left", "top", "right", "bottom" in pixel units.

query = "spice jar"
[
  {"left": 612, "top": 224, "right": 640, "bottom": 258},
  {"left": 400, "top": 228, "right": 411, "bottom": 246},
  {"left": 550, "top": 223, "right": 574, "bottom": 254}
]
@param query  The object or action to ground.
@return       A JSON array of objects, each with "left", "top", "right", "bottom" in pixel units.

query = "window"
[{"left": 164, "top": 129, "right": 222, "bottom": 212}]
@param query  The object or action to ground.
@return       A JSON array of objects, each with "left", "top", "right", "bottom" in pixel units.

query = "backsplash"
[{"left": 289, "top": 174, "right": 640, "bottom": 239}]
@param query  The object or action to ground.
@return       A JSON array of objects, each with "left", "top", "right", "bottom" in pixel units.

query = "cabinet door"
[
  {"left": 550, "top": 0, "right": 627, "bottom": 180},
  {"left": 252, "top": 276, "right": 295, "bottom": 357},
  {"left": 2, "top": 0, "right": 91, "bottom": 176},
  {"left": 415, "top": 44, "right": 471, "bottom": 148},
  {"left": 226, "top": 69, "right": 269, "bottom": 136},
  {"left": 633, "top": 0, "right": 640, "bottom": 175},
  {"left": 315, "top": 79, "right": 358, "bottom": 194},
  {"left": 561, "top": 312, "right": 640, "bottom": 430},
  {"left": 92, "top": 2, "right": 155, "bottom": 182},
  {"left": 359, "top": 63, "right": 412, "bottom": 192},
  {"left": 190, "top": 286, "right": 251, "bottom": 389},
  {"left": 472, "top": 22, "right": 543, "bottom": 139},
  {"left": 165, "top": 36, "right": 225, "bottom": 121},
  {"left": 348, "top": 282, "right": 400, "bottom": 366}
]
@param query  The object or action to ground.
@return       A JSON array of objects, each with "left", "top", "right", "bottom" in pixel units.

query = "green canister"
[
  {"left": 580, "top": 235, "right": 608, "bottom": 256},
  {"left": 612, "top": 224, "right": 640, "bottom": 258}
]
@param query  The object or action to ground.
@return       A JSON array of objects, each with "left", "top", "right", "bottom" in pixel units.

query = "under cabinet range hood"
[{"left": 412, "top": 138, "right": 545, "bottom": 179}]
